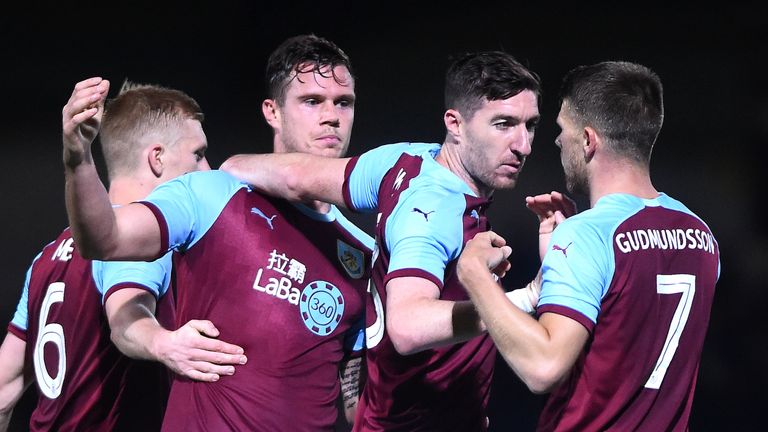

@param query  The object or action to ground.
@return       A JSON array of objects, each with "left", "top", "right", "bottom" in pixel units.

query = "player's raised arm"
[
  {"left": 62, "top": 77, "right": 162, "bottom": 260},
  {"left": 220, "top": 153, "right": 349, "bottom": 208}
]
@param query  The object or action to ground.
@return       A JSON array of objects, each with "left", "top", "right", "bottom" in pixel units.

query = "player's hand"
[
  {"left": 62, "top": 77, "right": 109, "bottom": 168},
  {"left": 525, "top": 191, "right": 577, "bottom": 260},
  {"left": 157, "top": 319, "right": 247, "bottom": 382},
  {"left": 457, "top": 231, "right": 512, "bottom": 290}
]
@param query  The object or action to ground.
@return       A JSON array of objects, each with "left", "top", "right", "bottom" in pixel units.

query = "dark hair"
[
  {"left": 444, "top": 51, "right": 542, "bottom": 120},
  {"left": 100, "top": 80, "right": 203, "bottom": 178},
  {"left": 265, "top": 34, "right": 354, "bottom": 104},
  {"left": 558, "top": 61, "right": 664, "bottom": 164}
]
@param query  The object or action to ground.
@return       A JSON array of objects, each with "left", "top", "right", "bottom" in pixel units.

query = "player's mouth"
[
  {"left": 499, "top": 162, "right": 522, "bottom": 175},
  {"left": 316, "top": 134, "right": 342, "bottom": 147}
]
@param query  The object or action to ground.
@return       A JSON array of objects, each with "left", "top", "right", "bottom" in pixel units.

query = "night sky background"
[{"left": 1, "top": 2, "right": 765, "bottom": 430}]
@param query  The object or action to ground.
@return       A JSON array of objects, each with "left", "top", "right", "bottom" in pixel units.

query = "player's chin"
[
  {"left": 493, "top": 175, "right": 520, "bottom": 190},
  {"left": 307, "top": 147, "right": 345, "bottom": 159}
]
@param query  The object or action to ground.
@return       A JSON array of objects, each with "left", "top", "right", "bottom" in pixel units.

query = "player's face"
[
  {"left": 162, "top": 119, "right": 210, "bottom": 180},
  {"left": 273, "top": 65, "right": 355, "bottom": 158},
  {"left": 459, "top": 90, "right": 539, "bottom": 196},
  {"left": 555, "top": 103, "right": 588, "bottom": 195}
]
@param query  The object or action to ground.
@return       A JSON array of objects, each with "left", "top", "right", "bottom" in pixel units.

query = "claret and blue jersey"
[
  {"left": 537, "top": 193, "right": 720, "bottom": 431},
  {"left": 343, "top": 142, "right": 497, "bottom": 431},
  {"left": 139, "top": 169, "right": 373, "bottom": 431},
  {"left": 8, "top": 229, "right": 170, "bottom": 431}
]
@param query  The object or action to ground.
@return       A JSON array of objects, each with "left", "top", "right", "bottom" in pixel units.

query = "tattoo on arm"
[{"left": 340, "top": 357, "right": 362, "bottom": 409}]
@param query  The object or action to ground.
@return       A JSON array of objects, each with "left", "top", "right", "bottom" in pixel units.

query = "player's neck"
[
  {"left": 435, "top": 145, "right": 492, "bottom": 198},
  {"left": 589, "top": 161, "right": 657, "bottom": 206},
  {"left": 107, "top": 176, "right": 158, "bottom": 206}
]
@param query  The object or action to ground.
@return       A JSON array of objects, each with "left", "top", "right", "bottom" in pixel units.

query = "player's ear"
[
  {"left": 148, "top": 144, "right": 164, "bottom": 177},
  {"left": 262, "top": 99, "right": 280, "bottom": 129},
  {"left": 443, "top": 109, "right": 462, "bottom": 143},
  {"left": 583, "top": 127, "right": 598, "bottom": 162}
]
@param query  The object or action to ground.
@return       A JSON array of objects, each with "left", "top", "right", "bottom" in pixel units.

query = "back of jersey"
[
  {"left": 538, "top": 194, "right": 719, "bottom": 432},
  {"left": 20, "top": 228, "right": 165, "bottom": 432}
]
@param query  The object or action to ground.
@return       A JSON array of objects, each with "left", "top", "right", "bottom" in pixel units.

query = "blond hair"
[{"left": 99, "top": 80, "right": 204, "bottom": 179}]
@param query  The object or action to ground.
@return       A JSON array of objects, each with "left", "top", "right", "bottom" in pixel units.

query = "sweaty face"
[
  {"left": 161, "top": 119, "right": 210, "bottom": 180},
  {"left": 273, "top": 65, "right": 355, "bottom": 158},
  {"left": 459, "top": 90, "right": 539, "bottom": 196},
  {"left": 555, "top": 103, "right": 588, "bottom": 195}
]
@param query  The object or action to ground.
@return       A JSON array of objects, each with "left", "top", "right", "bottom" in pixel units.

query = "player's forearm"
[
  {"left": 388, "top": 298, "right": 485, "bottom": 355},
  {"left": 220, "top": 153, "right": 348, "bottom": 207},
  {"left": 0, "top": 379, "right": 22, "bottom": 432},
  {"left": 339, "top": 357, "right": 362, "bottom": 425},
  {"left": 0, "top": 377, "right": 28, "bottom": 432},
  {"left": 110, "top": 311, "right": 167, "bottom": 361},
  {"left": 462, "top": 271, "right": 569, "bottom": 393},
  {"left": 64, "top": 161, "right": 119, "bottom": 260},
  {"left": 0, "top": 333, "right": 30, "bottom": 432}
]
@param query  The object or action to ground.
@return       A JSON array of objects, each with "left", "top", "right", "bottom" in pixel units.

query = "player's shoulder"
[
  {"left": 153, "top": 169, "right": 249, "bottom": 197},
  {"left": 399, "top": 178, "right": 469, "bottom": 215},
  {"left": 556, "top": 194, "right": 639, "bottom": 240},
  {"left": 363, "top": 142, "right": 441, "bottom": 164},
  {"left": 178, "top": 169, "right": 244, "bottom": 186},
  {"left": 656, "top": 193, "right": 703, "bottom": 219}
]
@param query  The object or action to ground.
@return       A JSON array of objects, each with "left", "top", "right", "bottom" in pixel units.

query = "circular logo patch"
[{"left": 299, "top": 280, "right": 345, "bottom": 336}]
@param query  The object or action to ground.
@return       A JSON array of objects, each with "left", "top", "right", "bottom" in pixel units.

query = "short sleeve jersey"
[
  {"left": 536, "top": 193, "right": 720, "bottom": 432},
  {"left": 139, "top": 170, "right": 373, "bottom": 432},
  {"left": 343, "top": 143, "right": 496, "bottom": 432},
  {"left": 7, "top": 228, "right": 171, "bottom": 432}
]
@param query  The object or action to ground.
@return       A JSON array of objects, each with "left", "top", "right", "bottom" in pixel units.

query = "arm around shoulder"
[{"left": 220, "top": 153, "right": 350, "bottom": 207}]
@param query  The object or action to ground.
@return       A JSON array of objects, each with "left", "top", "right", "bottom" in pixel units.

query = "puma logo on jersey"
[
  {"left": 552, "top": 242, "right": 573, "bottom": 257},
  {"left": 412, "top": 208, "right": 434, "bottom": 221},
  {"left": 51, "top": 238, "right": 75, "bottom": 262},
  {"left": 251, "top": 207, "right": 277, "bottom": 230},
  {"left": 393, "top": 168, "right": 406, "bottom": 190}
]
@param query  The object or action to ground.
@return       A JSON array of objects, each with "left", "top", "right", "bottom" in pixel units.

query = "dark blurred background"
[{"left": 1, "top": 2, "right": 765, "bottom": 430}]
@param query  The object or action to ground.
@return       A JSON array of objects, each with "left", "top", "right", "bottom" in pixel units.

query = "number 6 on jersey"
[{"left": 33, "top": 282, "right": 67, "bottom": 399}]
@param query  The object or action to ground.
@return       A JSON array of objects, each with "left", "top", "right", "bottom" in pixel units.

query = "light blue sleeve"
[
  {"left": 385, "top": 186, "right": 464, "bottom": 284},
  {"left": 143, "top": 170, "right": 247, "bottom": 252},
  {"left": 346, "top": 142, "right": 423, "bottom": 212},
  {"left": 10, "top": 253, "right": 41, "bottom": 331},
  {"left": 92, "top": 252, "right": 173, "bottom": 303},
  {"left": 538, "top": 218, "right": 612, "bottom": 324}
]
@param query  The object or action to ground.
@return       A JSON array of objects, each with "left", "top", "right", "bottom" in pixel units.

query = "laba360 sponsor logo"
[
  {"left": 252, "top": 249, "right": 307, "bottom": 304},
  {"left": 252, "top": 249, "right": 346, "bottom": 335}
]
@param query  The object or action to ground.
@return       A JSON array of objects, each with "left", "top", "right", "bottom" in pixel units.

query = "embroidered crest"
[{"left": 337, "top": 240, "right": 364, "bottom": 279}]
